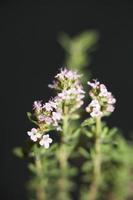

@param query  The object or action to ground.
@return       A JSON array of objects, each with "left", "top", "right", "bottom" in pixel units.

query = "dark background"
[{"left": 1, "top": 1, "right": 133, "bottom": 199}]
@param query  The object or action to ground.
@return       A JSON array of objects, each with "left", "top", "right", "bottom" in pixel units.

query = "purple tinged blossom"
[
  {"left": 86, "top": 80, "right": 116, "bottom": 118},
  {"left": 27, "top": 68, "right": 85, "bottom": 148},
  {"left": 39, "top": 134, "right": 53, "bottom": 148},
  {"left": 27, "top": 128, "right": 41, "bottom": 142},
  {"left": 33, "top": 101, "right": 42, "bottom": 112}
]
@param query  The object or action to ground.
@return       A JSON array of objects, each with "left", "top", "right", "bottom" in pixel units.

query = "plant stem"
[
  {"left": 58, "top": 115, "right": 70, "bottom": 200},
  {"left": 88, "top": 117, "right": 102, "bottom": 200},
  {"left": 35, "top": 153, "right": 45, "bottom": 200}
]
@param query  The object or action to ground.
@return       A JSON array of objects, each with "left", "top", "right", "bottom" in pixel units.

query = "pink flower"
[
  {"left": 27, "top": 128, "right": 41, "bottom": 142},
  {"left": 43, "top": 102, "right": 53, "bottom": 111},
  {"left": 106, "top": 105, "right": 115, "bottom": 112},
  {"left": 52, "top": 112, "right": 62, "bottom": 121},
  {"left": 86, "top": 80, "right": 116, "bottom": 118},
  {"left": 55, "top": 68, "right": 81, "bottom": 80},
  {"left": 90, "top": 107, "right": 102, "bottom": 117},
  {"left": 44, "top": 116, "right": 53, "bottom": 125},
  {"left": 107, "top": 92, "right": 116, "bottom": 104},
  {"left": 99, "top": 84, "right": 108, "bottom": 97},
  {"left": 43, "top": 100, "right": 57, "bottom": 111},
  {"left": 87, "top": 80, "right": 100, "bottom": 89},
  {"left": 33, "top": 101, "right": 42, "bottom": 112},
  {"left": 38, "top": 114, "right": 46, "bottom": 122}
]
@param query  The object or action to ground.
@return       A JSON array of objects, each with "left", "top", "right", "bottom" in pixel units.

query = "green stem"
[
  {"left": 58, "top": 115, "right": 70, "bottom": 200},
  {"left": 63, "top": 115, "right": 69, "bottom": 136},
  {"left": 35, "top": 153, "right": 45, "bottom": 200},
  {"left": 88, "top": 117, "right": 102, "bottom": 200}
]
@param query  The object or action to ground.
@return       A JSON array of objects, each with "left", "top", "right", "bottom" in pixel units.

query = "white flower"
[
  {"left": 38, "top": 114, "right": 46, "bottom": 122},
  {"left": 90, "top": 99, "right": 100, "bottom": 108},
  {"left": 87, "top": 80, "right": 100, "bottom": 89},
  {"left": 52, "top": 111, "right": 62, "bottom": 121},
  {"left": 55, "top": 68, "right": 67, "bottom": 80},
  {"left": 33, "top": 101, "right": 42, "bottom": 112},
  {"left": 38, "top": 115, "right": 53, "bottom": 125},
  {"left": 44, "top": 116, "right": 53, "bottom": 125},
  {"left": 43, "top": 102, "right": 53, "bottom": 111},
  {"left": 106, "top": 104, "right": 115, "bottom": 112},
  {"left": 48, "top": 80, "right": 58, "bottom": 89},
  {"left": 90, "top": 107, "right": 102, "bottom": 117},
  {"left": 107, "top": 92, "right": 116, "bottom": 104},
  {"left": 86, "top": 99, "right": 102, "bottom": 118},
  {"left": 49, "top": 100, "right": 57, "bottom": 109},
  {"left": 49, "top": 68, "right": 82, "bottom": 92},
  {"left": 58, "top": 90, "right": 68, "bottom": 100},
  {"left": 27, "top": 128, "right": 41, "bottom": 142},
  {"left": 99, "top": 84, "right": 108, "bottom": 97},
  {"left": 86, "top": 80, "right": 116, "bottom": 118},
  {"left": 65, "top": 70, "right": 81, "bottom": 80},
  {"left": 39, "top": 134, "right": 53, "bottom": 148},
  {"left": 55, "top": 68, "right": 81, "bottom": 81},
  {"left": 43, "top": 100, "right": 57, "bottom": 111}
]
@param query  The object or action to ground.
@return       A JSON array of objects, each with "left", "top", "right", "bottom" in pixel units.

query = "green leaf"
[
  {"left": 27, "top": 112, "right": 38, "bottom": 125},
  {"left": 58, "top": 32, "right": 71, "bottom": 51},
  {"left": 82, "top": 128, "right": 93, "bottom": 138},
  {"left": 71, "top": 128, "right": 81, "bottom": 139},
  {"left": 13, "top": 147, "right": 24, "bottom": 158},
  {"left": 70, "top": 114, "right": 80, "bottom": 120},
  {"left": 82, "top": 161, "right": 93, "bottom": 172},
  {"left": 101, "top": 126, "right": 109, "bottom": 138},
  {"left": 81, "top": 118, "right": 95, "bottom": 127},
  {"left": 79, "top": 147, "right": 89, "bottom": 159},
  {"left": 28, "top": 163, "right": 37, "bottom": 173}
]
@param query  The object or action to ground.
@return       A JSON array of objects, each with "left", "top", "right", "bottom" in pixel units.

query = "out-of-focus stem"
[
  {"left": 58, "top": 115, "right": 70, "bottom": 200},
  {"left": 35, "top": 154, "right": 45, "bottom": 200},
  {"left": 88, "top": 117, "right": 102, "bottom": 200}
]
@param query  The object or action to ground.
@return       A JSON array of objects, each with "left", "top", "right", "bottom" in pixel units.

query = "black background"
[{"left": 1, "top": 1, "right": 133, "bottom": 200}]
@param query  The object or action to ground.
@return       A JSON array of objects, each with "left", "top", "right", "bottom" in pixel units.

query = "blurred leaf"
[
  {"left": 82, "top": 128, "right": 93, "bottom": 138},
  {"left": 79, "top": 147, "right": 89, "bottom": 159},
  {"left": 27, "top": 112, "right": 38, "bottom": 125},
  {"left": 82, "top": 118, "right": 95, "bottom": 127},
  {"left": 70, "top": 113, "right": 80, "bottom": 120},
  {"left": 13, "top": 147, "right": 24, "bottom": 158},
  {"left": 28, "top": 163, "right": 37, "bottom": 174}
]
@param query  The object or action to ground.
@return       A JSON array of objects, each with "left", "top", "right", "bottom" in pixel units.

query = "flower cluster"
[
  {"left": 33, "top": 99, "right": 62, "bottom": 128},
  {"left": 27, "top": 68, "right": 85, "bottom": 148},
  {"left": 86, "top": 80, "right": 116, "bottom": 118},
  {"left": 27, "top": 98, "right": 62, "bottom": 148},
  {"left": 48, "top": 68, "right": 81, "bottom": 91},
  {"left": 27, "top": 128, "right": 52, "bottom": 149},
  {"left": 49, "top": 68, "right": 85, "bottom": 113}
]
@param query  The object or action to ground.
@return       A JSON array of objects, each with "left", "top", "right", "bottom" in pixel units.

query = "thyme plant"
[
  {"left": 14, "top": 68, "right": 133, "bottom": 200},
  {"left": 14, "top": 31, "right": 133, "bottom": 200}
]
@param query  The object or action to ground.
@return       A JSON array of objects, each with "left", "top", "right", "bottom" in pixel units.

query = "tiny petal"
[
  {"left": 52, "top": 112, "right": 62, "bottom": 121},
  {"left": 99, "top": 84, "right": 108, "bottom": 97},
  {"left": 106, "top": 105, "right": 115, "bottom": 112},
  {"left": 30, "top": 135, "right": 37, "bottom": 142},
  {"left": 38, "top": 115, "right": 46, "bottom": 122},
  {"left": 31, "top": 128, "right": 37, "bottom": 133},
  {"left": 39, "top": 134, "right": 53, "bottom": 149},
  {"left": 27, "top": 131, "right": 32, "bottom": 136},
  {"left": 43, "top": 102, "right": 53, "bottom": 111},
  {"left": 33, "top": 101, "right": 42, "bottom": 112},
  {"left": 44, "top": 142, "right": 50, "bottom": 149},
  {"left": 87, "top": 80, "right": 100, "bottom": 89}
]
